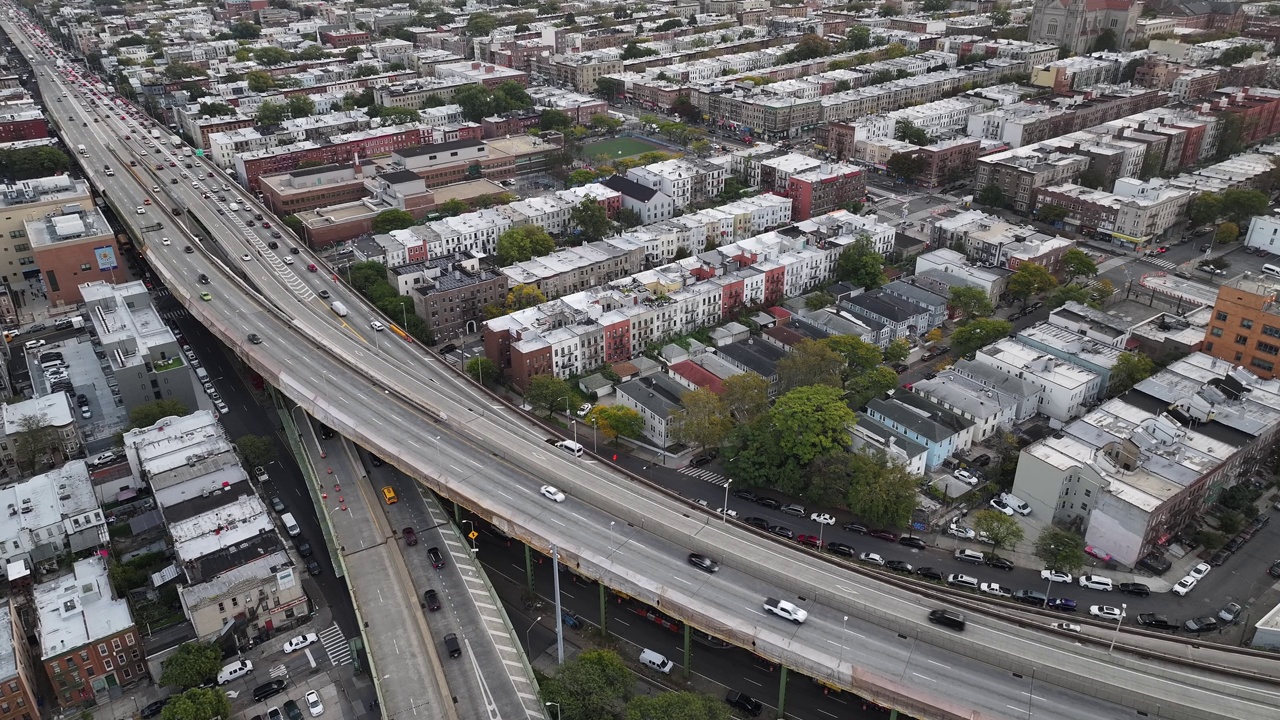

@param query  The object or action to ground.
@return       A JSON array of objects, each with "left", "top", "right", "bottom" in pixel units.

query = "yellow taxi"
[{"left": 381, "top": 487, "right": 398, "bottom": 505}]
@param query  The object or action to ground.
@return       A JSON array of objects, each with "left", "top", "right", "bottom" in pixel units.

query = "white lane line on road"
[
  {"left": 497, "top": 490, "right": 513, "bottom": 500},
  {"left": 571, "top": 513, "right": 588, "bottom": 522},
  {"left": 912, "top": 673, "right": 935, "bottom": 682},
  {"left": 409, "top": 440, "right": 421, "bottom": 448},
  {"left": 614, "top": 618, "right": 630, "bottom": 626},
  {"left": 928, "top": 660, "right": 951, "bottom": 669},
  {"left": 817, "top": 709, "right": 838, "bottom": 718},
  {"left": 743, "top": 678, "right": 761, "bottom": 687},
  {"left": 548, "top": 517, "right": 565, "bottom": 526},
  {"left": 371, "top": 416, "right": 384, "bottom": 425},
  {"left": 673, "top": 576, "right": 694, "bottom": 586}
]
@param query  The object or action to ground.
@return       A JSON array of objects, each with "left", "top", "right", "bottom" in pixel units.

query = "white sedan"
[
  {"left": 1040, "top": 569, "right": 1073, "bottom": 584},
  {"left": 241, "top": 253, "right": 252, "bottom": 261},
  {"left": 1050, "top": 622, "right": 1082, "bottom": 633},
  {"left": 715, "top": 507, "right": 737, "bottom": 518},
  {"left": 809, "top": 513, "right": 836, "bottom": 526},
  {"left": 304, "top": 690, "right": 324, "bottom": 717},
  {"left": 988, "top": 497, "right": 1015, "bottom": 516},
  {"left": 539, "top": 485, "right": 565, "bottom": 503},
  {"left": 161, "top": 237, "right": 171, "bottom": 246},
  {"left": 1188, "top": 562, "right": 1211, "bottom": 581},
  {"left": 370, "top": 320, "right": 386, "bottom": 332},
  {"left": 1089, "top": 605, "right": 1125, "bottom": 621},
  {"left": 858, "top": 552, "right": 885, "bottom": 566},
  {"left": 1172, "top": 575, "right": 1197, "bottom": 596},
  {"left": 282, "top": 632, "right": 319, "bottom": 654},
  {"left": 952, "top": 469, "right": 978, "bottom": 486},
  {"left": 947, "top": 524, "right": 976, "bottom": 539}
]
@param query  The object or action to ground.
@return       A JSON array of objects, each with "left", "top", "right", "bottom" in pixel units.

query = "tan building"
[
  {"left": 259, "top": 161, "right": 376, "bottom": 217},
  {"left": 0, "top": 175, "right": 92, "bottom": 287},
  {"left": 533, "top": 52, "right": 624, "bottom": 93},
  {"left": 1202, "top": 277, "right": 1280, "bottom": 379}
]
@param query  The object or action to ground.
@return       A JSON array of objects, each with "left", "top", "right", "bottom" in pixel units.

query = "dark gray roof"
[
  {"left": 382, "top": 169, "right": 424, "bottom": 184},
  {"left": 844, "top": 291, "right": 924, "bottom": 323},
  {"left": 395, "top": 138, "right": 484, "bottom": 157},
  {"left": 854, "top": 412, "right": 928, "bottom": 459},
  {"left": 718, "top": 339, "right": 787, "bottom": 377},
  {"left": 617, "top": 374, "right": 686, "bottom": 417},
  {"left": 883, "top": 279, "right": 947, "bottom": 308},
  {"left": 865, "top": 394, "right": 972, "bottom": 443},
  {"left": 602, "top": 174, "right": 659, "bottom": 202}
]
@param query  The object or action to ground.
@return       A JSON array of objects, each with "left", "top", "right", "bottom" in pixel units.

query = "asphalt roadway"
[{"left": 12, "top": 17, "right": 1280, "bottom": 719}]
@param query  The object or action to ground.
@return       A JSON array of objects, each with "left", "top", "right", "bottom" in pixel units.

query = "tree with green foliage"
[
  {"left": 199, "top": 101, "right": 235, "bottom": 117},
  {"left": 1219, "top": 188, "right": 1269, "bottom": 225},
  {"left": 1007, "top": 262, "right": 1058, "bottom": 306},
  {"left": 883, "top": 338, "right": 911, "bottom": 365},
  {"left": 163, "top": 62, "right": 205, "bottom": 80},
  {"left": 970, "top": 509, "right": 1024, "bottom": 555},
  {"left": 895, "top": 120, "right": 931, "bottom": 146},
  {"left": 836, "top": 237, "right": 886, "bottom": 289},
  {"left": 621, "top": 41, "right": 659, "bottom": 60},
  {"left": 0, "top": 146, "right": 71, "bottom": 180},
  {"left": 255, "top": 100, "right": 288, "bottom": 125},
  {"left": 948, "top": 285, "right": 994, "bottom": 322},
  {"left": 1035, "top": 204, "right": 1069, "bottom": 224},
  {"left": 616, "top": 208, "right": 642, "bottom": 228},
  {"left": 977, "top": 182, "right": 1005, "bottom": 208},
  {"left": 722, "top": 373, "right": 770, "bottom": 424},
  {"left": 588, "top": 405, "right": 644, "bottom": 443},
  {"left": 570, "top": 198, "right": 614, "bottom": 242},
  {"left": 849, "top": 451, "right": 920, "bottom": 529},
  {"left": 159, "top": 642, "right": 222, "bottom": 689},
  {"left": 951, "top": 318, "right": 1012, "bottom": 358},
  {"left": 845, "top": 25, "right": 871, "bottom": 51},
  {"left": 1046, "top": 284, "right": 1094, "bottom": 309},
  {"left": 1091, "top": 28, "right": 1118, "bottom": 52},
  {"left": 160, "top": 688, "right": 231, "bottom": 720},
  {"left": 1059, "top": 248, "right": 1098, "bottom": 284},
  {"left": 922, "top": 0, "right": 950, "bottom": 10},
  {"left": 246, "top": 70, "right": 275, "bottom": 92},
  {"left": 878, "top": 3, "right": 901, "bottom": 16},
  {"left": 541, "top": 649, "right": 633, "bottom": 719},
  {"left": 379, "top": 105, "right": 422, "bottom": 125},
  {"left": 670, "top": 388, "right": 733, "bottom": 453},
  {"left": 806, "top": 292, "right": 835, "bottom": 311},
  {"left": 539, "top": 108, "right": 574, "bottom": 131},
  {"left": 128, "top": 400, "right": 190, "bottom": 430},
  {"left": 295, "top": 45, "right": 327, "bottom": 61},
  {"left": 461, "top": 356, "right": 497, "bottom": 383},
  {"left": 886, "top": 152, "right": 926, "bottom": 181},
  {"left": 771, "top": 385, "right": 856, "bottom": 466},
  {"left": 286, "top": 94, "right": 315, "bottom": 119},
  {"left": 1187, "top": 192, "right": 1221, "bottom": 227},
  {"left": 13, "top": 414, "right": 57, "bottom": 474},
  {"left": 464, "top": 11, "right": 498, "bottom": 36},
  {"left": 624, "top": 691, "right": 730, "bottom": 720},
  {"left": 236, "top": 435, "right": 277, "bottom": 467},
  {"left": 783, "top": 33, "right": 832, "bottom": 63},
  {"left": 496, "top": 226, "right": 556, "bottom": 266},
  {"left": 824, "top": 335, "right": 883, "bottom": 375},
  {"left": 566, "top": 169, "right": 599, "bottom": 187},
  {"left": 1216, "top": 221, "right": 1239, "bottom": 243},
  {"left": 589, "top": 114, "right": 624, "bottom": 133},
  {"left": 526, "top": 374, "right": 572, "bottom": 416},
  {"left": 487, "top": 284, "right": 547, "bottom": 318},
  {"left": 253, "top": 46, "right": 292, "bottom": 66},
  {"left": 229, "top": 21, "right": 261, "bottom": 40},
  {"left": 777, "top": 339, "right": 845, "bottom": 392},
  {"left": 843, "top": 365, "right": 899, "bottom": 408},
  {"left": 1035, "top": 527, "right": 1087, "bottom": 575},
  {"left": 372, "top": 208, "right": 415, "bottom": 234},
  {"left": 595, "top": 77, "right": 626, "bottom": 102},
  {"left": 1110, "top": 352, "right": 1155, "bottom": 395},
  {"left": 991, "top": 5, "right": 1011, "bottom": 25},
  {"left": 438, "top": 198, "right": 469, "bottom": 217}
]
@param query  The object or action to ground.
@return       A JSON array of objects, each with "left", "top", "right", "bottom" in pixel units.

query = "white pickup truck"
[
  {"left": 254, "top": 466, "right": 269, "bottom": 483},
  {"left": 763, "top": 597, "right": 808, "bottom": 624}
]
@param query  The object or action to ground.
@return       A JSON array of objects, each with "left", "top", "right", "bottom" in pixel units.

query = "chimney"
[{"left": 472, "top": 61, "right": 481, "bottom": 70}]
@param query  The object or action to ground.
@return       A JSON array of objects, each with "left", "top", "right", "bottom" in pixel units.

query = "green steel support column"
[
  {"left": 682, "top": 625, "right": 692, "bottom": 680},
  {"left": 777, "top": 666, "right": 789, "bottom": 717},
  {"left": 453, "top": 502, "right": 461, "bottom": 523},
  {"left": 889, "top": 710, "right": 898, "bottom": 720},
  {"left": 524, "top": 545, "right": 536, "bottom": 592},
  {"left": 599, "top": 584, "right": 608, "bottom": 636}
]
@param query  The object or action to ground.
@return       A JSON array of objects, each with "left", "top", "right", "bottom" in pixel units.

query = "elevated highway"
[{"left": 10, "top": 13, "right": 1280, "bottom": 720}]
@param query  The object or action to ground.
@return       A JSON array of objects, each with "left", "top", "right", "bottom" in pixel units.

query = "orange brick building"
[{"left": 1202, "top": 277, "right": 1280, "bottom": 379}]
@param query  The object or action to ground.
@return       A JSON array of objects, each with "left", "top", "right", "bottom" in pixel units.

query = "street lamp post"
[
  {"left": 1108, "top": 603, "right": 1127, "bottom": 653},
  {"left": 545, "top": 702, "right": 560, "bottom": 720},
  {"left": 722, "top": 478, "right": 732, "bottom": 524},
  {"left": 838, "top": 615, "right": 848, "bottom": 673},
  {"left": 432, "top": 435, "right": 442, "bottom": 470},
  {"left": 609, "top": 521, "right": 615, "bottom": 551},
  {"left": 525, "top": 616, "right": 541, "bottom": 656}
]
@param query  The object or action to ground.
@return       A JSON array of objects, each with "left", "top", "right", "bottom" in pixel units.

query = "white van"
[
  {"left": 1263, "top": 263, "right": 1280, "bottom": 278},
  {"left": 638, "top": 648, "right": 673, "bottom": 674},
  {"left": 554, "top": 440, "right": 584, "bottom": 457},
  {"left": 280, "top": 512, "right": 300, "bottom": 537},
  {"left": 217, "top": 659, "right": 253, "bottom": 685},
  {"left": 999, "top": 493, "right": 1031, "bottom": 516},
  {"left": 1078, "top": 574, "right": 1114, "bottom": 591},
  {"left": 195, "top": 367, "right": 209, "bottom": 382}
]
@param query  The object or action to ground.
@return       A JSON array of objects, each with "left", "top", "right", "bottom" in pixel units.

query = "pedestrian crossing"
[
  {"left": 318, "top": 623, "right": 352, "bottom": 666},
  {"left": 1143, "top": 256, "right": 1177, "bottom": 270},
  {"left": 268, "top": 664, "right": 289, "bottom": 679},
  {"left": 160, "top": 309, "right": 187, "bottom": 322},
  {"left": 679, "top": 465, "right": 731, "bottom": 487}
]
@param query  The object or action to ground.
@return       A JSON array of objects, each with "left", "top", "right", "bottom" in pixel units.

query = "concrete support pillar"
[
  {"left": 524, "top": 545, "right": 535, "bottom": 592},
  {"left": 777, "top": 666, "right": 789, "bottom": 717},
  {"left": 598, "top": 584, "right": 608, "bottom": 636}
]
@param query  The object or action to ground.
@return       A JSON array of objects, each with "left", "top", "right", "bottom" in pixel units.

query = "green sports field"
[{"left": 584, "top": 137, "right": 665, "bottom": 159}]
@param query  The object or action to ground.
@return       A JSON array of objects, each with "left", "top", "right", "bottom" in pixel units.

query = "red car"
[
  {"left": 795, "top": 534, "right": 823, "bottom": 549},
  {"left": 403, "top": 527, "right": 417, "bottom": 546},
  {"left": 1084, "top": 545, "right": 1112, "bottom": 563},
  {"left": 262, "top": 221, "right": 271, "bottom": 228},
  {"left": 869, "top": 529, "right": 898, "bottom": 542},
  {"left": 1155, "top": 247, "right": 1168, "bottom": 254}
]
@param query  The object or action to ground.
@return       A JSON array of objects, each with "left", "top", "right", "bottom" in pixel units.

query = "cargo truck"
[
  {"left": 149, "top": 128, "right": 160, "bottom": 139},
  {"left": 168, "top": 134, "right": 181, "bottom": 147},
  {"left": 76, "top": 144, "right": 86, "bottom": 156}
]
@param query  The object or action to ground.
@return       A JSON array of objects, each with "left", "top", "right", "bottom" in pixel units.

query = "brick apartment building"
[
  {"left": 320, "top": 29, "right": 370, "bottom": 48},
  {"left": 233, "top": 126, "right": 436, "bottom": 191},
  {"left": 784, "top": 165, "right": 866, "bottom": 221},
  {"left": 393, "top": 139, "right": 516, "bottom": 186},
  {"left": 404, "top": 254, "right": 507, "bottom": 339},
  {"left": 913, "top": 138, "right": 981, "bottom": 187},
  {"left": 1202, "top": 277, "right": 1280, "bottom": 379},
  {"left": 258, "top": 161, "right": 376, "bottom": 216},
  {"left": 27, "top": 207, "right": 122, "bottom": 308},
  {"left": 0, "top": 110, "right": 47, "bottom": 142},
  {"left": 0, "top": 602, "right": 39, "bottom": 720}
]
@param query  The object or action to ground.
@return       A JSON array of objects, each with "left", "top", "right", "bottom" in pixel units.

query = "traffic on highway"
[{"left": 11, "top": 11, "right": 1280, "bottom": 720}]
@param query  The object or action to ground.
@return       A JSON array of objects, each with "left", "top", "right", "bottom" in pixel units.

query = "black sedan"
[
  {"left": 827, "top": 542, "right": 856, "bottom": 557},
  {"left": 424, "top": 589, "right": 441, "bottom": 612},
  {"left": 732, "top": 489, "right": 759, "bottom": 503},
  {"left": 986, "top": 556, "right": 1014, "bottom": 571},
  {"left": 1118, "top": 582, "right": 1150, "bottom": 597},
  {"left": 742, "top": 516, "right": 769, "bottom": 530},
  {"left": 140, "top": 700, "right": 169, "bottom": 719},
  {"left": 898, "top": 536, "right": 927, "bottom": 549},
  {"left": 916, "top": 567, "right": 944, "bottom": 581},
  {"left": 1136, "top": 613, "right": 1178, "bottom": 631},
  {"left": 756, "top": 497, "right": 782, "bottom": 510},
  {"left": 885, "top": 560, "right": 913, "bottom": 573},
  {"left": 1183, "top": 617, "right": 1218, "bottom": 634},
  {"left": 688, "top": 553, "right": 719, "bottom": 573},
  {"left": 767, "top": 525, "right": 794, "bottom": 539}
]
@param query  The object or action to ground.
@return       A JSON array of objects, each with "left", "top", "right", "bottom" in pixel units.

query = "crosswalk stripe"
[
  {"left": 317, "top": 623, "right": 351, "bottom": 665},
  {"left": 678, "top": 465, "right": 730, "bottom": 487},
  {"left": 269, "top": 664, "right": 289, "bottom": 678}
]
